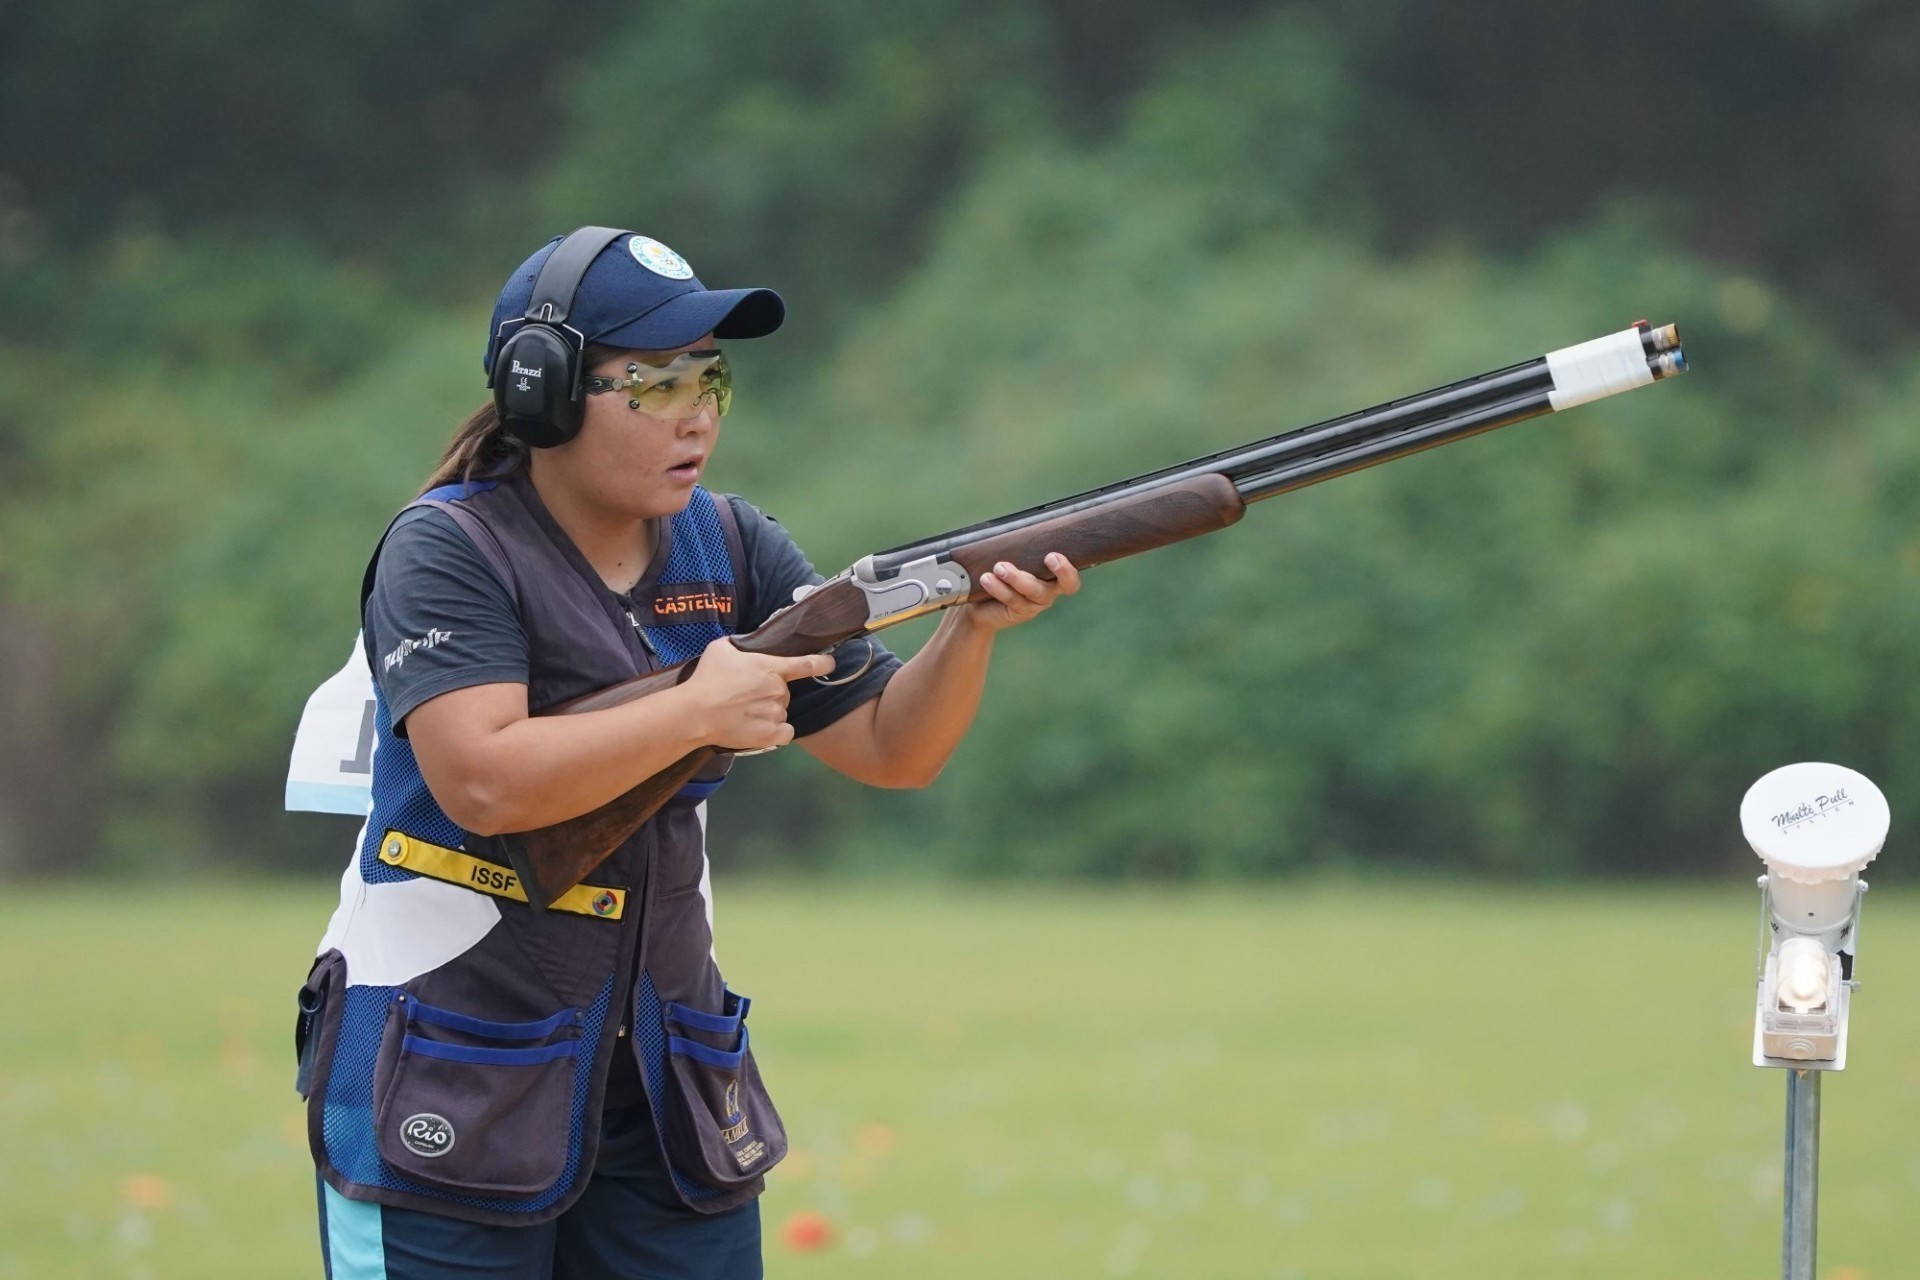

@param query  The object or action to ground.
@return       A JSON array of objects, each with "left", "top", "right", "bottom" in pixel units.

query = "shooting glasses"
[{"left": 583, "top": 349, "right": 732, "bottom": 419}]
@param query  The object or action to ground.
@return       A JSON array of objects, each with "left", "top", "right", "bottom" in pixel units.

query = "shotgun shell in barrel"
[
  {"left": 1638, "top": 322, "right": 1683, "bottom": 355},
  {"left": 1648, "top": 349, "right": 1688, "bottom": 380}
]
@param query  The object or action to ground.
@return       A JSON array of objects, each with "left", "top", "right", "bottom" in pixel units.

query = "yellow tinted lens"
[
  {"left": 632, "top": 352, "right": 729, "bottom": 419},
  {"left": 703, "top": 354, "right": 731, "bottom": 417},
  {"left": 632, "top": 380, "right": 682, "bottom": 412}
]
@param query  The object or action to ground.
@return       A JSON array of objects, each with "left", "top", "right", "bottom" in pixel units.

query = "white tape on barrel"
[{"left": 1544, "top": 328, "right": 1653, "bottom": 411}]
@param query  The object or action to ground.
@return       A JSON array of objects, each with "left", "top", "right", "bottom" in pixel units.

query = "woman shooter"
[{"left": 296, "top": 228, "right": 1079, "bottom": 1279}]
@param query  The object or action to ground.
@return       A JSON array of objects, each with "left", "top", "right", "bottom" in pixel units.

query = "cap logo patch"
[{"left": 629, "top": 236, "right": 694, "bottom": 280}]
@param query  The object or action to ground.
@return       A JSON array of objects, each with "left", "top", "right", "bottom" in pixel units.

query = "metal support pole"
[{"left": 1782, "top": 1068, "right": 1820, "bottom": 1280}]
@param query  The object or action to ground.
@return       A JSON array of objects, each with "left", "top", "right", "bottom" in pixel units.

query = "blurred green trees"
[{"left": 3, "top": 2, "right": 1918, "bottom": 878}]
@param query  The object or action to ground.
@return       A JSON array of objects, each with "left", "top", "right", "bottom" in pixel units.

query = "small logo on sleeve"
[
  {"left": 399, "top": 1113, "right": 456, "bottom": 1159},
  {"left": 384, "top": 629, "right": 453, "bottom": 672}
]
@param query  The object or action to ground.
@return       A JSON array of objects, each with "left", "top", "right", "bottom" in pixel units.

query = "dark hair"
[{"left": 418, "top": 344, "right": 623, "bottom": 495}]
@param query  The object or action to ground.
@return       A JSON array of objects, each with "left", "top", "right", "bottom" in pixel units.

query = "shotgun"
[{"left": 501, "top": 323, "right": 1689, "bottom": 907}]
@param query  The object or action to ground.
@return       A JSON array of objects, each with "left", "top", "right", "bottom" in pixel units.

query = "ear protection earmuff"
[{"left": 488, "top": 225, "right": 630, "bottom": 448}]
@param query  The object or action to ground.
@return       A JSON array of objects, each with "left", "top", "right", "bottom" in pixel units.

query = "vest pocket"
[
  {"left": 372, "top": 994, "right": 583, "bottom": 1197},
  {"left": 293, "top": 950, "right": 345, "bottom": 1100},
  {"left": 659, "top": 988, "right": 788, "bottom": 1190}
]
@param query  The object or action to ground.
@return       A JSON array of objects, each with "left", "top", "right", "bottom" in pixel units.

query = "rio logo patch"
[{"left": 399, "top": 1113, "right": 456, "bottom": 1159}]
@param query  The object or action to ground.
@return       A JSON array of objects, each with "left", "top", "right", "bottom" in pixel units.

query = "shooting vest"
[{"left": 297, "top": 474, "right": 786, "bottom": 1226}]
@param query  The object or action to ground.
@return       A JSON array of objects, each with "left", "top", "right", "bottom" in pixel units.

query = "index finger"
[
  {"left": 771, "top": 653, "right": 838, "bottom": 682},
  {"left": 1044, "top": 552, "right": 1083, "bottom": 595}
]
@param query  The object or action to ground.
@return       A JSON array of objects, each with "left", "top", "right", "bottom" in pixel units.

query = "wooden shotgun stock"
[{"left": 500, "top": 473, "right": 1246, "bottom": 907}]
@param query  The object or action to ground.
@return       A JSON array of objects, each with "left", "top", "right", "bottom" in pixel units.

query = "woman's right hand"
[{"left": 681, "top": 637, "right": 836, "bottom": 750}]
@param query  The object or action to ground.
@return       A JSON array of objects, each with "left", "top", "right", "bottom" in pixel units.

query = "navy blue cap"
[{"left": 484, "top": 232, "right": 784, "bottom": 372}]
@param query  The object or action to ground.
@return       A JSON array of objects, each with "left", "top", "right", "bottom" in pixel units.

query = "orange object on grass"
[{"left": 780, "top": 1210, "right": 835, "bottom": 1252}]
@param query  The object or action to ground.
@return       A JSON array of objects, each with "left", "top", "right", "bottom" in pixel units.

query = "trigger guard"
[{"left": 812, "top": 636, "right": 879, "bottom": 687}]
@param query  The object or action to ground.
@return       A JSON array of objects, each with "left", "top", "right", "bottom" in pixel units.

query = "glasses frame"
[{"left": 581, "top": 348, "right": 731, "bottom": 419}]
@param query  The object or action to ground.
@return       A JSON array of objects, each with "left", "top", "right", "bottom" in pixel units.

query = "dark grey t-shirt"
[{"left": 362, "top": 494, "right": 900, "bottom": 734}]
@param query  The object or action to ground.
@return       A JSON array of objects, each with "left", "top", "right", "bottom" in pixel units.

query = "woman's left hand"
[{"left": 965, "top": 552, "right": 1082, "bottom": 633}]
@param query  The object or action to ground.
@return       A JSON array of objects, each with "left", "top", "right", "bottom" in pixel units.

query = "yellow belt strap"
[{"left": 377, "top": 830, "right": 627, "bottom": 920}]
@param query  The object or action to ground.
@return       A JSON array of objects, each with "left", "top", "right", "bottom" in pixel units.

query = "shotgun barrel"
[
  {"left": 862, "top": 323, "right": 1685, "bottom": 578},
  {"left": 1238, "top": 339, "right": 1687, "bottom": 502}
]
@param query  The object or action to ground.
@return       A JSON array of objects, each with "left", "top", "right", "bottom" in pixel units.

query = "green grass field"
[{"left": 2, "top": 879, "right": 1913, "bottom": 1278}]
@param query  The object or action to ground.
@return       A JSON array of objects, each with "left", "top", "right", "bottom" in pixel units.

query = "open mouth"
[{"left": 667, "top": 458, "right": 703, "bottom": 481}]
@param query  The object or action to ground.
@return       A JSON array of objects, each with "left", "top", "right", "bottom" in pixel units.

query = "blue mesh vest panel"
[
  {"left": 643, "top": 492, "right": 738, "bottom": 665},
  {"left": 355, "top": 691, "right": 466, "bottom": 885},
  {"left": 634, "top": 970, "right": 722, "bottom": 1203}
]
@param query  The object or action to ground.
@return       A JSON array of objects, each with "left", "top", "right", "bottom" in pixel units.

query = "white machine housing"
[{"left": 1741, "top": 762, "right": 1888, "bottom": 1070}]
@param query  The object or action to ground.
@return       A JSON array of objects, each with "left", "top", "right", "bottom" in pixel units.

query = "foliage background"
[{"left": 4, "top": 0, "right": 1920, "bottom": 881}]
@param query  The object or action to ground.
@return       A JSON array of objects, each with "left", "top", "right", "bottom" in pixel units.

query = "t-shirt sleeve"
[
  {"left": 726, "top": 494, "right": 902, "bottom": 738},
  {"left": 362, "top": 508, "right": 529, "bottom": 735}
]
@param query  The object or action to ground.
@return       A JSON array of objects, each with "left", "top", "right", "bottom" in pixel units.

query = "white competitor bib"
[{"left": 286, "top": 636, "right": 378, "bottom": 814}]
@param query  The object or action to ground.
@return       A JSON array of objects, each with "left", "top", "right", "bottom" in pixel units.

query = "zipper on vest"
[{"left": 625, "top": 609, "right": 660, "bottom": 661}]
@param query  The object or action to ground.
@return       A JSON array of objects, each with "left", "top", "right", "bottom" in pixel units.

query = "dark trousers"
[{"left": 317, "top": 1103, "right": 762, "bottom": 1280}]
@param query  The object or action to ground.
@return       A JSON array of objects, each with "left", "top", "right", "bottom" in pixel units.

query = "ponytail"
[
  {"left": 418, "top": 345, "right": 622, "bottom": 495},
  {"left": 418, "top": 400, "right": 527, "bottom": 495}
]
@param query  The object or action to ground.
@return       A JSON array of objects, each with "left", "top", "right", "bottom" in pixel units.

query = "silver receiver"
[{"left": 848, "top": 553, "right": 973, "bottom": 628}]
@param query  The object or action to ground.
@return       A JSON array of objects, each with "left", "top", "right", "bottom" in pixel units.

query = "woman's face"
[{"left": 545, "top": 334, "right": 723, "bottom": 521}]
